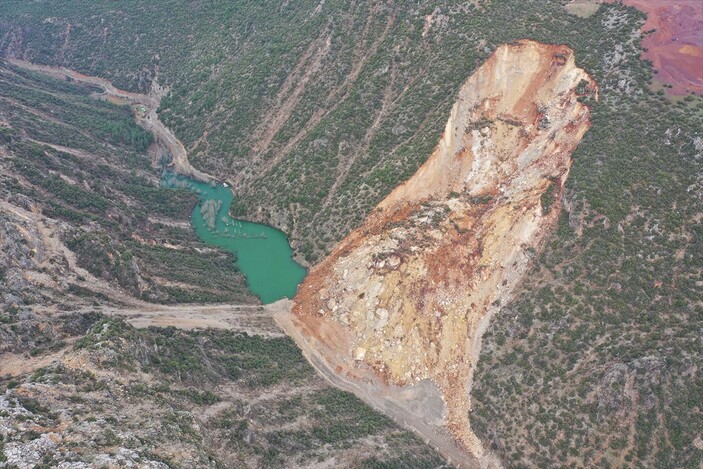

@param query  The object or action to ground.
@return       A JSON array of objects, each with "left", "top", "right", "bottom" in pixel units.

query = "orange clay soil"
[
  {"left": 289, "top": 40, "right": 597, "bottom": 462},
  {"left": 623, "top": 0, "right": 702, "bottom": 95}
]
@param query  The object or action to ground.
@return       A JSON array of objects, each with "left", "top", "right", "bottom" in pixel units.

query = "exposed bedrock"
[{"left": 290, "top": 40, "right": 597, "bottom": 462}]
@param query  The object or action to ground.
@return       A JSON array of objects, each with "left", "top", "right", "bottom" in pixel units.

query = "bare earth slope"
[
  {"left": 0, "top": 61, "right": 450, "bottom": 469},
  {"left": 286, "top": 40, "right": 597, "bottom": 464}
]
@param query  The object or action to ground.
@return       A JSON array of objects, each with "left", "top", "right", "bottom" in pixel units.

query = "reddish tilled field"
[{"left": 623, "top": 0, "right": 702, "bottom": 95}]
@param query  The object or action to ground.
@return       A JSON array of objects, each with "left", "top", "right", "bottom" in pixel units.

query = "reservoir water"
[{"left": 161, "top": 172, "right": 307, "bottom": 304}]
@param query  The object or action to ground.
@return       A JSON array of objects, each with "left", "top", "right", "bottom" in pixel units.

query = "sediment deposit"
[{"left": 288, "top": 40, "right": 597, "bottom": 461}]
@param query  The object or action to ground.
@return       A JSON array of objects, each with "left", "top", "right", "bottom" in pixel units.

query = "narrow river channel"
[{"left": 161, "top": 172, "right": 307, "bottom": 304}]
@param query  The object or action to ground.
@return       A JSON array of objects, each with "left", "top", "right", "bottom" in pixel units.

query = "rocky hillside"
[
  {"left": 0, "top": 61, "right": 257, "bottom": 312},
  {"left": 1, "top": 0, "right": 686, "bottom": 265},
  {"left": 1, "top": 317, "right": 448, "bottom": 468},
  {"left": 289, "top": 40, "right": 596, "bottom": 460},
  {"left": 0, "top": 62, "right": 451, "bottom": 468},
  {"left": 1, "top": 1, "right": 701, "bottom": 467}
]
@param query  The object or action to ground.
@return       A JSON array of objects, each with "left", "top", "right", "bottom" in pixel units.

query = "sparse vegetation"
[
  {"left": 0, "top": 0, "right": 700, "bottom": 467},
  {"left": 0, "top": 64, "right": 257, "bottom": 305},
  {"left": 471, "top": 8, "right": 703, "bottom": 463},
  {"left": 0, "top": 319, "right": 450, "bottom": 467}
]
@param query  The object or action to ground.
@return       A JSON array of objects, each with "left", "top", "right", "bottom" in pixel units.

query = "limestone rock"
[{"left": 291, "top": 40, "right": 596, "bottom": 457}]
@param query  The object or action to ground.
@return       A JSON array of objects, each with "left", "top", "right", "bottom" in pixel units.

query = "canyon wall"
[{"left": 289, "top": 40, "right": 597, "bottom": 460}]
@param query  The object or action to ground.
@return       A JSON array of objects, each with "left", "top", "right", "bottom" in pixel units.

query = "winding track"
[
  {"left": 4, "top": 60, "right": 489, "bottom": 468},
  {"left": 8, "top": 59, "right": 211, "bottom": 182}
]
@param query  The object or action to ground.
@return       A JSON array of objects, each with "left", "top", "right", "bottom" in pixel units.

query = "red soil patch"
[{"left": 623, "top": 0, "right": 703, "bottom": 95}]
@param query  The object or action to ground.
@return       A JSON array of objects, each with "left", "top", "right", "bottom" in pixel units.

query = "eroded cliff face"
[{"left": 291, "top": 40, "right": 596, "bottom": 458}]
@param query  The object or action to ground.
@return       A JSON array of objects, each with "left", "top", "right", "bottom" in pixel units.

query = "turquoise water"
[{"left": 161, "top": 172, "right": 307, "bottom": 304}]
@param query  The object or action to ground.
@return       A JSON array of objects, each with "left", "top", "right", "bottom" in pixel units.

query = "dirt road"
[
  {"left": 0, "top": 199, "right": 161, "bottom": 310},
  {"left": 4, "top": 59, "right": 493, "bottom": 467},
  {"left": 272, "top": 302, "right": 489, "bottom": 469},
  {"left": 83, "top": 303, "right": 283, "bottom": 337},
  {"left": 8, "top": 59, "right": 212, "bottom": 181}
]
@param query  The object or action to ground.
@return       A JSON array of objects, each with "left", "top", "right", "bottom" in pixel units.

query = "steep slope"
[
  {"left": 0, "top": 61, "right": 256, "bottom": 309},
  {"left": 0, "top": 0, "right": 639, "bottom": 266},
  {"left": 289, "top": 40, "right": 596, "bottom": 459},
  {"left": 3, "top": 2, "right": 702, "bottom": 467},
  {"left": 0, "top": 60, "right": 451, "bottom": 469},
  {"left": 1, "top": 317, "right": 449, "bottom": 468}
]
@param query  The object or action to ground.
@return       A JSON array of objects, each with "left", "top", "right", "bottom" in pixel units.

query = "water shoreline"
[{"left": 161, "top": 171, "right": 307, "bottom": 304}]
